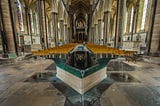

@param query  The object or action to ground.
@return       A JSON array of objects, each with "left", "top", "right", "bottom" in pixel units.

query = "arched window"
[
  {"left": 141, "top": 0, "right": 148, "bottom": 30},
  {"left": 129, "top": 6, "right": 134, "bottom": 32},
  {"left": 124, "top": 11, "right": 128, "bottom": 33},
  {"left": 17, "top": 0, "right": 24, "bottom": 32}
]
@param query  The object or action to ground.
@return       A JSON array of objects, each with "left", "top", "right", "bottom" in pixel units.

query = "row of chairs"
[
  {"left": 86, "top": 44, "right": 137, "bottom": 56},
  {"left": 32, "top": 43, "right": 137, "bottom": 57},
  {"left": 32, "top": 43, "right": 77, "bottom": 56}
]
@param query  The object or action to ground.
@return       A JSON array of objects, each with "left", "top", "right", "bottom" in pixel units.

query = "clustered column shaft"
[{"left": 0, "top": 0, "right": 16, "bottom": 54}]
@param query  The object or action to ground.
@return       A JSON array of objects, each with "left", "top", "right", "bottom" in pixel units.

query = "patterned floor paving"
[{"left": 0, "top": 58, "right": 160, "bottom": 106}]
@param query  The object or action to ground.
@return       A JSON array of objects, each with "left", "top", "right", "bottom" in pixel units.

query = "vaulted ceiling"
[
  {"left": 71, "top": 0, "right": 90, "bottom": 6},
  {"left": 19, "top": 0, "right": 93, "bottom": 15},
  {"left": 69, "top": 0, "right": 91, "bottom": 14},
  {"left": 18, "top": 0, "right": 51, "bottom": 19}
]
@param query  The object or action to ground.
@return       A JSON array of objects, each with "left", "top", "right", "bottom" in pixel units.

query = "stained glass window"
[{"left": 17, "top": 0, "right": 24, "bottom": 32}]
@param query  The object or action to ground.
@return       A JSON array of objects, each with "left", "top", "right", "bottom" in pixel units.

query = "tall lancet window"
[
  {"left": 124, "top": 11, "right": 128, "bottom": 33},
  {"left": 141, "top": 0, "right": 148, "bottom": 30},
  {"left": 129, "top": 6, "right": 134, "bottom": 32},
  {"left": 17, "top": 0, "right": 24, "bottom": 32}
]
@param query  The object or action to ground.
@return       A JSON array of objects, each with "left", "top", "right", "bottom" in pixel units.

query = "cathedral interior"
[{"left": 0, "top": 0, "right": 160, "bottom": 106}]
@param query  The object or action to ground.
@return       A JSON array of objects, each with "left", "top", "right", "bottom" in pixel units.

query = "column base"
[
  {"left": 148, "top": 52, "right": 160, "bottom": 57},
  {"left": 8, "top": 53, "right": 17, "bottom": 59}
]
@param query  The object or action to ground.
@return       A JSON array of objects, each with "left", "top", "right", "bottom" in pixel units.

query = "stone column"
[
  {"left": 115, "top": 0, "right": 126, "bottom": 48},
  {"left": 92, "top": 27, "right": 95, "bottom": 44},
  {"left": 23, "top": 7, "right": 30, "bottom": 35},
  {"left": 110, "top": 15, "right": 116, "bottom": 42},
  {"left": 103, "top": 11, "right": 111, "bottom": 44},
  {"left": 103, "top": 0, "right": 112, "bottom": 45},
  {"left": 98, "top": 19, "right": 102, "bottom": 44},
  {"left": 48, "top": 20, "right": 51, "bottom": 38},
  {"left": 12, "top": 2, "right": 19, "bottom": 34},
  {"left": 145, "top": 0, "right": 152, "bottom": 32},
  {"left": 94, "top": 24, "right": 98, "bottom": 44},
  {"left": 147, "top": 0, "right": 160, "bottom": 55},
  {"left": 85, "top": 25, "right": 88, "bottom": 37},
  {"left": 131, "top": 10, "right": 136, "bottom": 41},
  {"left": 73, "top": 15, "right": 76, "bottom": 41},
  {"left": 23, "top": 7, "right": 29, "bottom": 34},
  {"left": 28, "top": 13, "right": 33, "bottom": 44},
  {"left": 0, "top": 2, "right": 7, "bottom": 55},
  {"left": 59, "top": 20, "right": 64, "bottom": 44},
  {"left": 37, "top": 0, "right": 42, "bottom": 48},
  {"left": 88, "top": 27, "right": 92, "bottom": 43},
  {"left": 40, "top": 0, "right": 48, "bottom": 48},
  {"left": 136, "top": 0, "right": 144, "bottom": 32},
  {"left": 64, "top": 24, "right": 68, "bottom": 44},
  {"left": 51, "top": 12, "right": 58, "bottom": 46},
  {"left": 69, "top": 14, "right": 73, "bottom": 42},
  {"left": 11, "top": 1, "right": 21, "bottom": 53},
  {"left": 47, "top": 19, "right": 51, "bottom": 47},
  {"left": 126, "top": 11, "right": 131, "bottom": 33},
  {"left": 67, "top": 27, "right": 70, "bottom": 43},
  {"left": 0, "top": 0, "right": 16, "bottom": 54},
  {"left": 33, "top": 13, "right": 37, "bottom": 35},
  {"left": 68, "top": 27, "right": 72, "bottom": 43},
  {"left": 88, "top": 12, "right": 92, "bottom": 43},
  {"left": 134, "top": 2, "right": 140, "bottom": 33},
  {"left": 89, "top": 28, "right": 91, "bottom": 43}
]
